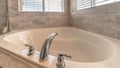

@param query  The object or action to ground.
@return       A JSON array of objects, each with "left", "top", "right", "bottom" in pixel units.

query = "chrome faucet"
[
  {"left": 39, "top": 33, "right": 58, "bottom": 61},
  {"left": 25, "top": 44, "right": 35, "bottom": 56},
  {"left": 56, "top": 53, "right": 72, "bottom": 68}
]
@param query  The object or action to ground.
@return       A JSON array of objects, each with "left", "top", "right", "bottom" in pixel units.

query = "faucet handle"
[
  {"left": 56, "top": 53, "right": 72, "bottom": 68},
  {"left": 25, "top": 44, "right": 35, "bottom": 56},
  {"left": 58, "top": 53, "right": 72, "bottom": 58}
]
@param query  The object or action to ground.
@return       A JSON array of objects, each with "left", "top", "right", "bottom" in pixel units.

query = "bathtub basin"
[{"left": 4, "top": 27, "right": 115, "bottom": 63}]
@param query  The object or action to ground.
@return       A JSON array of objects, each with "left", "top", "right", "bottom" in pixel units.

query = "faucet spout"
[{"left": 39, "top": 33, "right": 58, "bottom": 61}]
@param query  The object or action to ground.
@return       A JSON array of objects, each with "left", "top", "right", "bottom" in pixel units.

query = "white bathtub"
[{"left": 3, "top": 27, "right": 116, "bottom": 63}]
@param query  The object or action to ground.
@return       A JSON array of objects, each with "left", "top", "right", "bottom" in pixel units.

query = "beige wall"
[
  {"left": 0, "top": 0, "right": 7, "bottom": 34},
  {"left": 8, "top": 0, "right": 120, "bottom": 39},
  {"left": 70, "top": 1, "right": 120, "bottom": 39},
  {"left": 0, "top": 0, "right": 33, "bottom": 68},
  {"left": 8, "top": 0, "right": 70, "bottom": 30}
]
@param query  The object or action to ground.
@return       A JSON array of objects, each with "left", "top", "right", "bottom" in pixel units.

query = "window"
[
  {"left": 77, "top": 0, "right": 92, "bottom": 10},
  {"left": 19, "top": 0, "right": 64, "bottom": 12},
  {"left": 45, "top": 0, "right": 64, "bottom": 12},
  {"left": 77, "top": 0, "right": 120, "bottom": 10},
  {"left": 95, "top": 0, "right": 114, "bottom": 6},
  {"left": 21, "top": 0, "right": 43, "bottom": 11}
]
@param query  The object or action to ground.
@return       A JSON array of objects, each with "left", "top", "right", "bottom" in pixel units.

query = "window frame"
[{"left": 18, "top": 0, "right": 64, "bottom": 12}]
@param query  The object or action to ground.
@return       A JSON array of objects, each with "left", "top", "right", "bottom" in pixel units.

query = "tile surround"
[
  {"left": 0, "top": 50, "right": 34, "bottom": 68},
  {"left": 1, "top": 0, "right": 120, "bottom": 39},
  {"left": 8, "top": 0, "right": 70, "bottom": 30},
  {"left": 70, "top": 1, "right": 120, "bottom": 39},
  {"left": 1, "top": 1, "right": 120, "bottom": 68},
  {"left": 0, "top": 0, "right": 7, "bottom": 34}
]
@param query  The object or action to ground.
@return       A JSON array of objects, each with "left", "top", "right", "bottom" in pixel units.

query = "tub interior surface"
[{"left": 4, "top": 27, "right": 115, "bottom": 63}]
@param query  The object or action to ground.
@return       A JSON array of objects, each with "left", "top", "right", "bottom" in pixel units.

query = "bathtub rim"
[{"left": 0, "top": 26, "right": 118, "bottom": 68}]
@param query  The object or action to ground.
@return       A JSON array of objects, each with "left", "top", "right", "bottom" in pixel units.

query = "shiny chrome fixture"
[
  {"left": 25, "top": 44, "right": 35, "bottom": 56},
  {"left": 56, "top": 53, "right": 72, "bottom": 68},
  {"left": 39, "top": 33, "right": 58, "bottom": 61}
]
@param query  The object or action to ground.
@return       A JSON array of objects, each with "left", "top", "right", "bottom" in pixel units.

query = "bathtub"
[{"left": 0, "top": 27, "right": 117, "bottom": 68}]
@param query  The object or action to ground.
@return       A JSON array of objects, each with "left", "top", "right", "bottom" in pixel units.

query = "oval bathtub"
[{"left": 3, "top": 27, "right": 115, "bottom": 63}]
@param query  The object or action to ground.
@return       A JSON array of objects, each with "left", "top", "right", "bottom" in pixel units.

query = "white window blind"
[
  {"left": 45, "top": 0, "right": 64, "bottom": 12},
  {"left": 77, "top": 0, "right": 120, "bottom": 10},
  {"left": 77, "top": 0, "right": 91, "bottom": 10},
  {"left": 22, "top": 0, "right": 43, "bottom": 11},
  {"left": 19, "top": 0, "right": 64, "bottom": 12},
  {"left": 95, "top": 0, "right": 114, "bottom": 6}
]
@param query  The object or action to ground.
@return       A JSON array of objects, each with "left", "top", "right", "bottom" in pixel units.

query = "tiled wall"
[
  {"left": 70, "top": 1, "right": 120, "bottom": 39},
  {"left": 0, "top": 50, "right": 33, "bottom": 68},
  {"left": 0, "top": 0, "right": 7, "bottom": 34},
  {"left": 8, "top": 0, "right": 70, "bottom": 30}
]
